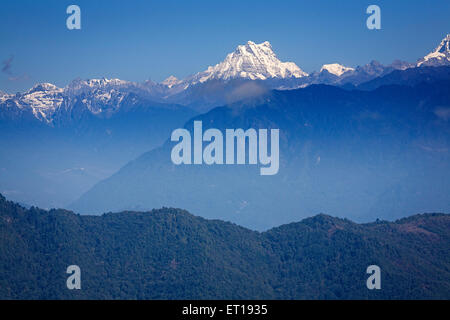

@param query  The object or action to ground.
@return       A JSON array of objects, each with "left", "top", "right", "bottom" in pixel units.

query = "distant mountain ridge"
[
  {"left": 0, "top": 194, "right": 449, "bottom": 299},
  {"left": 357, "top": 65, "right": 450, "bottom": 91}
]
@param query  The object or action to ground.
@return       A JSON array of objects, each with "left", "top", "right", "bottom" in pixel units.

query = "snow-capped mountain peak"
[
  {"left": 319, "top": 63, "right": 354, "bottom": 76},
  {"left": 19, "top": 83, "right": 64, "bottom": 122},
  {"left": 417, "top": 34, "right": 450, "bottom": 67},
  {"left": 64, "top": 78, "right": 138, "bottom": 115},
  {"left": 188, "top": 40, "right": 308, "bottom": 84}
]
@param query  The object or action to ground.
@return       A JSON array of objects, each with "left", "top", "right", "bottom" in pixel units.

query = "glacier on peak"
[{"left": 161, "top": 76, "right": 181, "bottom": 88}]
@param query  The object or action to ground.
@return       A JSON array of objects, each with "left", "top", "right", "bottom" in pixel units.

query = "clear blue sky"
[{"left": 1, "top": 0, "right": 449, "bottom": 93}]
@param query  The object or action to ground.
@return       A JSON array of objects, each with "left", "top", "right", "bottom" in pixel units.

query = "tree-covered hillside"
[{"left": 0, "top": 194, "right": 449, "bottom": 299}]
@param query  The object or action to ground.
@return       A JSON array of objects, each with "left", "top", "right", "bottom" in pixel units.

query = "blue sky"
[{"left": 0, "top": 0, "right": 449, "bottom": 93}]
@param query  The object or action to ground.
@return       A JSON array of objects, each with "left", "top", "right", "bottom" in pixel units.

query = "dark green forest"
[{"left": 0, "top": 194, "right": 449, "bottom": 299}]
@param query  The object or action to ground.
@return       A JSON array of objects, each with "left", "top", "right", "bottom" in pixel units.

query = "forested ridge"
[{"left": 0, "top": 194, "right": 449, "bottom": 299}]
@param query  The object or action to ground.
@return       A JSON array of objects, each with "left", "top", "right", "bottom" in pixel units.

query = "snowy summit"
[
  {"left": 161, "top": 76, "right": 181, "bottom": 88},
  {"left": 319, "top": 63, "right": 354, "bottom": 76}
]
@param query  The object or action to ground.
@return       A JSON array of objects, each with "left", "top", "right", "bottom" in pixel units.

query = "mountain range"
[{"left": 1, "top": 194, "right": 449, "bottom": 299}]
